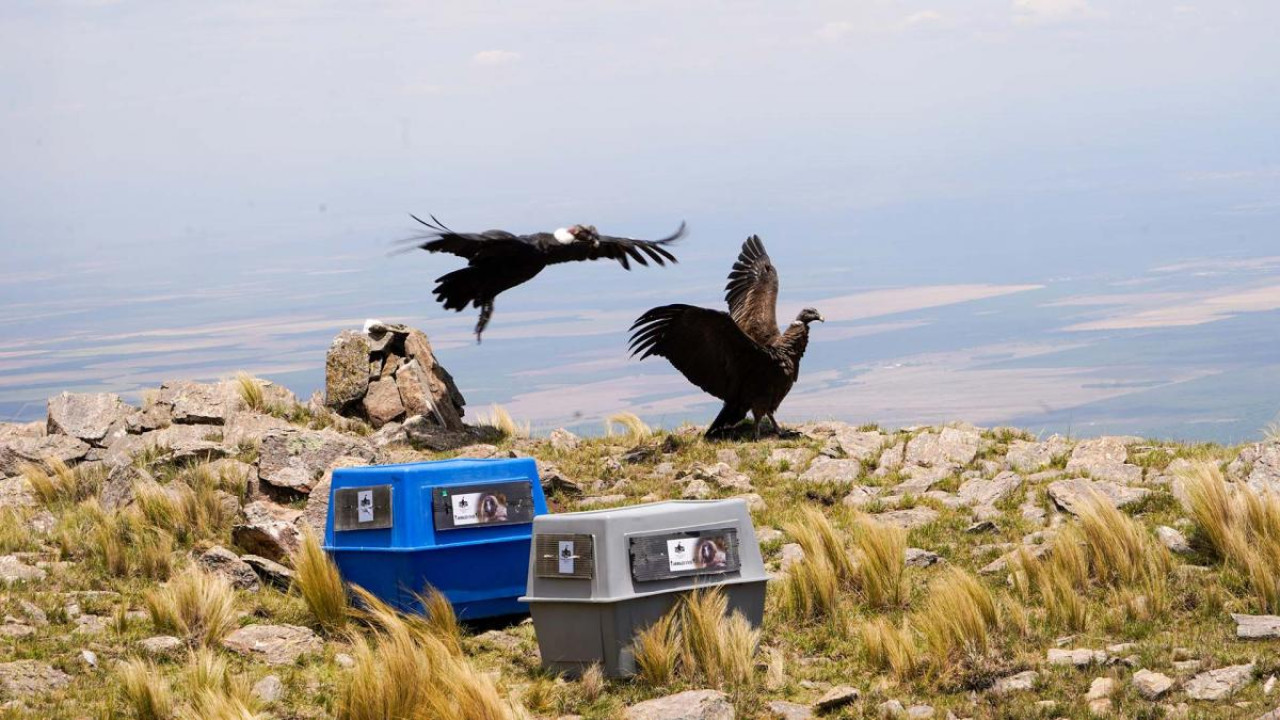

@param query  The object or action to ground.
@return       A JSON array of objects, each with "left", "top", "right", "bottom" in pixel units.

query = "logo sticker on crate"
[
  {"left": 535, "top": 533, "right": 595, "bottom": 579},
  {"left": 628, "top": 528, "right": 741, "bottom": 582},
  {"left": 333, "top": 485, "right": 393, "bottom": 531},
  {"left": 432, "top": 480, "right": 537, "bottom": 531}
]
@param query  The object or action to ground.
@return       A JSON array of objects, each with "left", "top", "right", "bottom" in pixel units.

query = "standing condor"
[
  {"left": 628, "top": 235, "right": 823, "bottom": 439},
  {"left": 402, "top": 215, "right": 685, "bottom": 342}
]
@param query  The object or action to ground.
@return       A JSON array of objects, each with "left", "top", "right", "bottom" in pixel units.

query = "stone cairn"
[{"left": 324, "top": 320, "right": 470, "bottom": 442}]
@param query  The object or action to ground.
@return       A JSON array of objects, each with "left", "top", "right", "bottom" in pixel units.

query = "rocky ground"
[{"left": 3, "top": 326, "right": 1280, "bottom": 719}]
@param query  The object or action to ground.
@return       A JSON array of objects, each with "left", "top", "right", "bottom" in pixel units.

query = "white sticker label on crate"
[
  {"left": 558, "top": 541, "right": 575, "bottom": 574},
  {"left": 666, "top": 535, "right": 732, "bottom": 573},
  {"left": 451, "top": 493, "right": 480, "bottom": 525},
  {"left": 357, "top": 490, "right": 374, "bottom": 523},
  {"left": 667, "top": 538, "right": 695, "bottom": 572}
]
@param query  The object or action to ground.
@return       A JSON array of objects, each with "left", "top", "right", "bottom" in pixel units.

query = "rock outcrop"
[{"left": 324, "top": 322, "right": 466, "bottom": 432}]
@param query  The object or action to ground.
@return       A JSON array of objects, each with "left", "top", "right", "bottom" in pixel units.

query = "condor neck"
[{"left": 778, "top": 323, "right": 811, "bottom": 357}]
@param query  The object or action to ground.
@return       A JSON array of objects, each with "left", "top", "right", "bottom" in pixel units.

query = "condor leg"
[
  {"left": 474, "top": 300, "right": 494, "bottom": 343},
  {"left": 706, "top": 404, "right": 748, "bottom": 439}
]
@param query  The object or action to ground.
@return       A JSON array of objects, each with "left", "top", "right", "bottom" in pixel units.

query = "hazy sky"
[
  {"left": 4, "top": 0, "right": 1278, "bottom": 276},
  {"left": 3, "top": 1, "right": 1280, "bottom": 438}
]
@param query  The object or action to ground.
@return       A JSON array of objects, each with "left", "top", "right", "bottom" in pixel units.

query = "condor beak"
[{"left": 816, "top": 314, "right": 825, "bottom": 322}]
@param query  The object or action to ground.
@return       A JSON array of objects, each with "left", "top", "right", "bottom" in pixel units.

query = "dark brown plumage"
[
  {"left": 629, "top": 235, "right": 823, "bottom": 438},
  {"left": 403, "top": 215, "right": 685, "bottom": 342}
]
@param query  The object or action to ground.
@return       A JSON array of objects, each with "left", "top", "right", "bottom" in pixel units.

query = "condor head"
[
  {"left": 553, "top": 224, "right": 601, "bottom": 246},
  {"left": 794, "top": 308, "right": 825, "bottom": 326}
]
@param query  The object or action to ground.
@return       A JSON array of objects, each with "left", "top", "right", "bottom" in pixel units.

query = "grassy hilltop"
[{"left": 1, "top": 378, "right": 1280, "bottom": 719}]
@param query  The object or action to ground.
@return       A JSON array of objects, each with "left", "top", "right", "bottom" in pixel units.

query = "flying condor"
[
  {"left": 402, "top": 215, "right": 685, "bottom": 342},
  {"left": 629, "top": 235, "right": 823, "bottom": 439}
]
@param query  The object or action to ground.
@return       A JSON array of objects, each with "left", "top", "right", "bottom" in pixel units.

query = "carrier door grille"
[{"left": 535, "top": 534, "right": 595, "bottom": 579}]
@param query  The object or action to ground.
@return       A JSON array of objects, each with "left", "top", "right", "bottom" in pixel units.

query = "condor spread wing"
[
  {"left": 629, "top": 304, "right": 773, "bottom": 401},
  {"left": 542, "top": 221, "right": 685, "bottom": 270},
  {"left": 724, "top": 235, "right": 779, "bottom": 346},
  {"left": 402, "top": 214, "right": 531, "bottom": 260}
]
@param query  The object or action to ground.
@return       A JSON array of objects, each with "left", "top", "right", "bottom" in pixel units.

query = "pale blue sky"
[{"left": 2, "top": 1, "right": 1280, "bottom": 439}]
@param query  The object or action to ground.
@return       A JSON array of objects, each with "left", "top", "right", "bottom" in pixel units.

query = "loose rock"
[
  {"left": 221, "top": 624, "right": 322, "bottom": 666},
  {"left": 624, "top": 690, "right": 735, "bottom": 720},
  {"left": 1133, "top": 669, "right": 1175, "bottom": 700},
  {"left": 1184, "top": 663, "right": 1254, "bottom": 701}
]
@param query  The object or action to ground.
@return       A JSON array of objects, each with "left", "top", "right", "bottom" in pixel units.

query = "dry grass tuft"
[
  {"left": 476, "top": 404, "right": 530, "bottom": 438},
  {"left": 915, "top": 568, "right": 998, "bottom": 668},
  {"left": 419, "top": 585, "right": 461, "bottom": 654},
  {"left": 234, "top": 372, "right": 267, "bottom": 413},
  {"left": 680, "top": 588, "right": 759, "bottom": 687},
  {"left": 860, "top": 617, "right": 919, "bottom": 678},
  {"left": 778, "top": 508, "right": 855, "bottom": 621},
  {"left": 180, "top": 689, "right": 264, "bottom": 720},
  {"left": 147, "top": 566, "right": 238, "bottom": 646},
  {"left": 1182, "top": 462, "right": 1280, "bottom": 612},
  {"left": 578, "top": 664, "right": 606, "bottom": 702},
  {"left": 630, "top": 588, "right": 759, "bottom": 689},
  {"left": 338, "top": 586, "right": 521, "bottom": 720},
  {"left": 605, "top": 412, "right": 652, "bottom": 443},
  {"left": 119, "top": 658, "right": 174, "bottom": 720},
  {"left": 851, "top": 515, "right": 907, "bottom": 608},
  {"left": 292, "top": 529, "right": 349, "bottom": 632},
  {"left": 633, "top": 612, "right": 680, "bottom": 686},
  {"left": 23, "top": 458, "right": 101, "bottom": 507}
]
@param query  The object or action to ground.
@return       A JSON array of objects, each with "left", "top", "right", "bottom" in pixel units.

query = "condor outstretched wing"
[
  {"left": 541, "top": 221, "right": 685, "bottom": 270},
  {"left": 629, "top": 304, "right": 772, "bottom": 401},
  {"left": 402, "top": 214, "right": 535, "bottom": 261},
  {"left": 724, "top": 235, "right": 779, "bottom": 346}
]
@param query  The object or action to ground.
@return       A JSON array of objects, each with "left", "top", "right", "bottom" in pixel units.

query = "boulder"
[
  {"left": 0, "top": 555, "right": 46, "bottom": 584},
  {"left": 768, "top": 448, "right": 813, "bottom": 470},
  {"left": 325, "top": 330, "right": 371, "bottom": 411},
  {"left": 46, "top": 392, "right": 133, "bottom": 446},
  {"left": 155, "top": 380, "right": 239, "bottom": 425},
  {"left": 992, "top": 670, "right": 1038, "bottom": 694},
  {"left": 1046, "top": 478, "right": 1149, "bottom": 516},
  {"left": 549, "top": 428, "right": 580, "bottom": 453},
  {"left": 198, "top": 545, "right": 261, "bottom": 591},
  {"left": 1065, "top": 437, "right": 1143, "bottom": 484},
  {"left": 1184, "top": 663, "right": 1254, "bottom": 701},
  {"left": 1005, "top": 436, "right": 1071, "bottom": 472},
  {"left": 1233, "top": 613, "right": 1280, "bottom": 639},
  {"left": 402, "top": 329, "right": 466, "bottom": 428},
  {"left": 957, "top": 472, "right": 1022, "bottom": 507},
  {"left": 799, "top": 458, "right": 863, "bottom": 486},
  {"left": 1133, "top": 669, "right": 1175, "bottom": 700},
  {"left": 221, "top": 624, "right": 322, "bottom": 665},
  {"left": 0, "top": 477, "right": 35, "bottom": 509},
  {"left": 362, "top": 377, "right": 406, "bottom": 427},
  {"left": 624, "top": 690, "right": 734, "bottom": 720},
  {"left": 257, "top": 428, "right": 376, "bottom": 493},
  {"left": 813, "top": 685, "right": 860, "bottom": 711},
  {"left": 766, "top": 701, "right": 813, "bottom": 720},
  {"left": 138, "top": 635, "right": 185, "bottom": 658},
  {"left": 904, "top": 548, "right": 942, "bottom": 567},
  {"left": 905, "top": 427, "right": 980, "bottom": 469},
  {"left": 0, "top": 660, "right": 72, "bottom": 697},
  {"left": 841, "top": 485, "right": 884, "bottom": 508},
  {"left": 0, "top": 434, "right": 90, "bottom": 476},
  {"left": 232, "top": 501, "right": 302, "bottom": 562},
  {"left": 241, "top": 554, "right": 295, "bottom": 590},
  {"left": 1046, "top": 648, "right": 1106, "bottom": 667},
  {"left": 1157, "top": 526, "right": 1192, "bottom": 554},
  {"left": 872, "top": 507, "right": 939, "bottom": 530},
  {"left": 253, "top": 674, "right": 284, "bottom": 703},
  {"left": 830, "top": 428, "right": 886, "bottom": 463}
]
